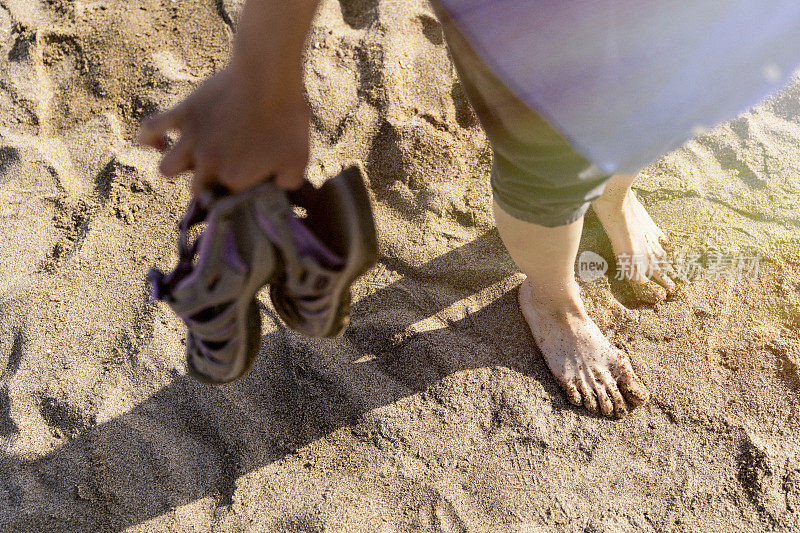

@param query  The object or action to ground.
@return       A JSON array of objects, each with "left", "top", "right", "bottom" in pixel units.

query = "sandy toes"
[
  {"left": 518, "top": 279, "right": 650, "bottom": 417},
  {"left": 593, "top": 190, "right": 676, "bottom": 303}
]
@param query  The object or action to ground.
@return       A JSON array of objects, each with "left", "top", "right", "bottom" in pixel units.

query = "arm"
[{"left": 139, "top": 0, "right": 320, "bottom": 194}]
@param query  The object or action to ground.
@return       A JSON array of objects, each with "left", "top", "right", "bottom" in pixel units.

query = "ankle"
[
  {"left": 592, "top": 193, "right": 626, "bottom": 213},
  {"left": 524, "top": 280, "right": 584, "bottom": 315}
]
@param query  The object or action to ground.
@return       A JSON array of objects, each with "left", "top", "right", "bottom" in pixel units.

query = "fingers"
[
  {"left": 272, "top": 165, "right": 307, "bottom": 192},
  {"left": 153, "top": 135, "right": 222, "bottom": 197},
  {"left": 159, "top": 138, "right": 194, "bottom": 177},
  {"left": 138, "top": 104, "right": 309, "bottom": 197},
  {"left": 138, "top": 104, "right": 187, "bottom": 148},
  {"left": 211, "top": 162, "right": 305, "bottom": 195},
  {"left": 191, "top": 166, "right": 219, "bottom": 197}
]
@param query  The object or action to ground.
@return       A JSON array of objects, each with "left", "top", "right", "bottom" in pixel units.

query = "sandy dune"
[{"left": 1, "top": 0, "right": 800, "bottom": 531}]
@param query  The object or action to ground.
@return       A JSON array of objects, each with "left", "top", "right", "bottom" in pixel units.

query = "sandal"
[
  {"left": 148, "top": 183, "right": 286, "bottom": 384},
  {"left": 266, "top": 165, "right": 378, "bottom": 338}
]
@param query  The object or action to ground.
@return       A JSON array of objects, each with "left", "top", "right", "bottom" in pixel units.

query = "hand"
[{"left": 138, "top": 60, "right": 310, "bottom": 195}]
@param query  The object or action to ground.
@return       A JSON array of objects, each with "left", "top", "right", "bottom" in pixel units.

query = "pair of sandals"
[{"left": 148, "top": 165, "right": 378, "bottom": 384}]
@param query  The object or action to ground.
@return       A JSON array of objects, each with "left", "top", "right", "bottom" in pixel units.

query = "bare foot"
[
  {"left": 592, "top": 190, "right": 675, "bottom": 303},
  {"left": 518, "top": 280, "right": 650, "bottom": 416}
]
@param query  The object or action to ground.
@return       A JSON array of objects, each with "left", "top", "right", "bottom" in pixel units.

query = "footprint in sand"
[
  {"left": 418, "top": 488, "right": 467, "bottom": 533},
  {"left": 0, "top": 329, "right": 24, "bottom": 437}
]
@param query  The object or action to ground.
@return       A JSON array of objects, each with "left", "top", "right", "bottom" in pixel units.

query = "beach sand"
[{"left": 1, "top": 0, "right": 800, "bottom": 531}]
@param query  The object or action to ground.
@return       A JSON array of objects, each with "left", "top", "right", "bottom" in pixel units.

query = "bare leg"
[
  {"left": 494, "top": 201, "right": 650, "bottom": 416},
  {"left": 592, "top": 174, "right": 675, "bottom": 302}
]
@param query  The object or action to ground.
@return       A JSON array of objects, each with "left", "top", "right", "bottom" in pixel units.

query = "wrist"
[
  {"left": 231, "top": 0, "right": 318, "bottom": 82},
  {"left": 226, "top": 51, "right": 306, "bottom": 111}
]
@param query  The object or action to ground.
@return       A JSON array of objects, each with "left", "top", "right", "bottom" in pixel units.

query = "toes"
[
  {"left": 628, "top": 279, "right": 667, "bottom": 305},
  {"left": 658, "top": 235, "right": 673, "bottom": 253},
  {"left": 579, "top": 380, "right": 599, "bottom": 413},
  {"left": 562, "top": 381, "right": 583, "bottom": 406},
  {"left": 650, "top": 269, "right": 676, "bottom": 294},
  {"left": 593, "top": 383, "right": 614, "bottom": 416},
  {"left": 651, "top": 238, "right": 667, "bottom": 258},
  {"left": 619, "top": 376, "right": 651, "bottom": 407},
  {"left": 599, "top": 372, "right": 628, "bottom": 417},
  {"left": 612, "top": 350, "right": 651, "bottom": 407},
  {"left": 646, "top": 242, "right": 675, "bottom": 294}
]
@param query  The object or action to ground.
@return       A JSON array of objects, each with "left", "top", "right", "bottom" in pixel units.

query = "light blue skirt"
[{"left": 437, "top": 0, "right": 800, "bottom": 174}]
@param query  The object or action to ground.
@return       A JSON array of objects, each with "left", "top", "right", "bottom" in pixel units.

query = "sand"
[{"left": 1, "top": 0, "right": 799, "bottom": 531}]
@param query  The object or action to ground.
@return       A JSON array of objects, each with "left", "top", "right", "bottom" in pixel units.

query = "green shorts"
[{"left": 432, "top": 3, "right": 612, "bottom": 227}]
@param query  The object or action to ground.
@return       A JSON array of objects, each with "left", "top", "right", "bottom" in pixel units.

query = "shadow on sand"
[{"left": 3, "top": 230, "right": 571, "bottom": 530}]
